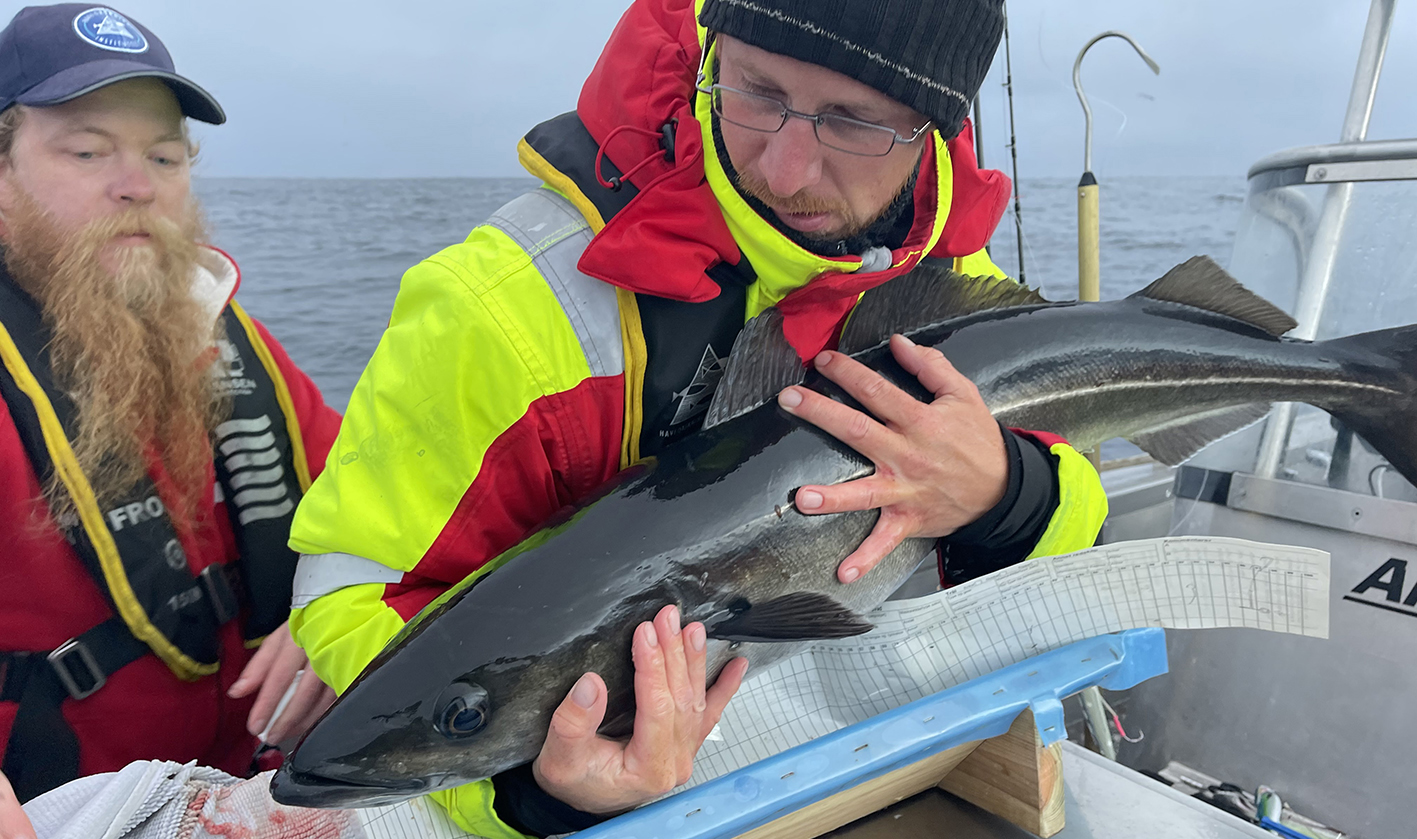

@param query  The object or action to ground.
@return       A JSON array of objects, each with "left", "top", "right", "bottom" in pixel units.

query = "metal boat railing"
[{"left": 1253, "top": 0, "right": 1400, "bottom": 478}]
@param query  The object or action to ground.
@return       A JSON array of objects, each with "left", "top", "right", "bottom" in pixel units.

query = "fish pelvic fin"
[
  {"left": 1128, "top": 404, "right": 1273, "bottom": 465},
  {"left": 703, "top": 307, "right": 806, "bottom": 428},
  {"left": 838, "top": 258, "right": 1050, "bottom": 356},
  {"left": 706, "top": 592, "right": 874, "bottom": 643},
  {"left": 1132, "top": 256, "right": 1297, "bottom": 337},
  {"left": 1321, "top": 324, "right": 1417, "bottom": 486}
]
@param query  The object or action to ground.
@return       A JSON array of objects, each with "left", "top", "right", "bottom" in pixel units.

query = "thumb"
[{"left": 543, "top": 672, "right": 607, "bottom": 754}]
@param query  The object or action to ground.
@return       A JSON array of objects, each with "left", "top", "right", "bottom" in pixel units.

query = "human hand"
[
  {"left": 228, "top": 621, "right": 337, "bottom": 745},
  {"left": 778, "top": 334, "right": 1008, "bottom": 584},
  {"left": 531, "top": 605, "right": 749, "bottom": 815},
  {"left": 0, "top": 770, "right": 36, "bottom": 839}
]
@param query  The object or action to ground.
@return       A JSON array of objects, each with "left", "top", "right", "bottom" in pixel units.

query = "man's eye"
[{"left": 73, "top": 151, "right": 97, "bottom": 160}]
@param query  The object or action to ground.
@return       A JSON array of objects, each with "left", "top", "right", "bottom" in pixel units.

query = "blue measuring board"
[{"left": 578, "top": 628, "right": 1168, "bottom": 839}]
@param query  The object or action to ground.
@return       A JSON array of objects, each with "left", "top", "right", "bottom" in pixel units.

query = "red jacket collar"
[{"left": 569, "top": 0, "right": 1011, "bottom": 355}]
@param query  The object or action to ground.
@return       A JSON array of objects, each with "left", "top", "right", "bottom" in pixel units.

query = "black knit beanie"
[{"left": 698, "top": 0, "right": 1004, "bottom": 138}]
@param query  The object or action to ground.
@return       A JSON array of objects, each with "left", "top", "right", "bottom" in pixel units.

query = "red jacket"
[{"left": 0, "top": 266, "right": 340, "bottom": 778}]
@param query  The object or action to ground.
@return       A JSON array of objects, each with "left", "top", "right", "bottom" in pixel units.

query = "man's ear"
[
  {"left": 0, "top": 161, "right": 16, "bottom": 240},
  {"left": 0, "top": 168, "right": 10, "bottom": 238}
]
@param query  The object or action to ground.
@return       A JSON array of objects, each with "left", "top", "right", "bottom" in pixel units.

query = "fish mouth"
[{"left": 269, "top": 765, "right": 431, "bottom": 809}]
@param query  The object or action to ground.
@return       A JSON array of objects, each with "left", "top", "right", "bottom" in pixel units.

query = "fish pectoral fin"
[
  {"left": 703, "top": 308, "right": 806, "bottom": 428},
  {"left": 1128, "top": 403, "right": 1272, "bottom": 465},
  {"left": 706, "top": 592, "right": 874, "bottom": 643},
  {"left": 1131, "top": 256, "right": 1297, "bottom": 337}
]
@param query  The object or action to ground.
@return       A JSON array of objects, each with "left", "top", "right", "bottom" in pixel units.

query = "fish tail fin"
[{"left": 1322, "top": 324, "right": 1417, "bottom": 485}]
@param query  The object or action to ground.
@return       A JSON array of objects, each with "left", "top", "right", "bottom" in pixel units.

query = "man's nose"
[
  {"left": 757, "top": 117, "right": 824, "bottom": 198},
  {"left": 108, "top": 156, "right": 156, "bottom": 205}
]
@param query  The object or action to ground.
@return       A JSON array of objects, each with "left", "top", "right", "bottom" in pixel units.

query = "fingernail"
[
  {"left": 778, "top": 388, "right": 803, "bottom": 410},
  {"left": 644, "top": 622, "right": 659, "bottom": 648},
  {"left": 841, "top": 566, "right": 861, "bottom": 583},
  {"left": 690, "top": 624, "right": 706, "bottom": 652},
  {"left": 797, "top": 489, "right": 823, "bottom": 511},
  {"left": 668, "top": 606, "right": 681, "bottom": 635},
  {"left": 571, "top": 674, "right": 598, "bottom": 708},
  {"left": 249, "top": 717, "right": 267, "bottom": 736},
  {"left": 899, "top": 334, "right": 916, "bottom": 346},
  {"left": 815, "top": 351, "right": 832, "bottom": 367}
]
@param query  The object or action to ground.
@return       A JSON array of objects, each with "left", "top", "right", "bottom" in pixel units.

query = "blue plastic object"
[
  {"left": 1259, "top": 818, "right": 1312, "bottom": 839},
  {"left": 579, "top": 628, "right": 1168, "bottom": 839}
]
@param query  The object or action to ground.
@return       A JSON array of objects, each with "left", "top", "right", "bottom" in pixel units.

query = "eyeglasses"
[{"left": 697, "top": 83, "right": 933, "bottom": 158}]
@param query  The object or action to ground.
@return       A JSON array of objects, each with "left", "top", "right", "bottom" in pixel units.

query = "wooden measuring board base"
[
  {"left": 940, "top": 709, "right": 1066, "bottom": 837},
  {"left": 740, "top": 709, "right": 1065, "bottom": 839}
]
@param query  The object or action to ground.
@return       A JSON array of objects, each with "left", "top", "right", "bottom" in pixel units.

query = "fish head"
[{"left": 270, "top": 642, "right": 565, "bottom": 808}]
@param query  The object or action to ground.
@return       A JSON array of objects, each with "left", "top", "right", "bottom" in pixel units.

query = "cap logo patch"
[{"left": 72, "top": 8, "right": 149, "bottom": 54}]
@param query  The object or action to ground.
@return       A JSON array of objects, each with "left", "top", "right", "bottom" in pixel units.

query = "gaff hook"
[{"left": 1072, "top": 31, "right": 1160, "bottom": 174}]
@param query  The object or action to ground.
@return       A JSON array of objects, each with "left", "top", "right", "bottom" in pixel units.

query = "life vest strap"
[
  {"left": 0, "top": 563, "right": 245, "bottom": 802},
  {"left": 0, "top": 618, "right": 147, "bottom": 802}
]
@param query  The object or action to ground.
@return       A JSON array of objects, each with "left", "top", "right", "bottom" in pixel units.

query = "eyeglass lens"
[{"left": 711, "top": 87, "right": 900, "bottom": 157}]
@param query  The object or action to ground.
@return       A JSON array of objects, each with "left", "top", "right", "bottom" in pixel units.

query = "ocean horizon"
[{"left": 196, "top": 175, "right": 1247, "bottom": 412}]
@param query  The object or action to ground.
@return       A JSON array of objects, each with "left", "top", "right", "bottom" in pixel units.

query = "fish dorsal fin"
[
  {"left": 706, "top": 592, "right": 874, "bottom": 643},
  {"left": 702, "top": 307, "right": 805, "bottom": 429},
  {"left": 839, "top": 260, "right": 1049, "bottom": 356},
  {"left": 1132, "top": 256, "right": 1297, "bottom": 337},
  {"left": 1128, "top": 403, "right": 1272, "bottom": 465}
]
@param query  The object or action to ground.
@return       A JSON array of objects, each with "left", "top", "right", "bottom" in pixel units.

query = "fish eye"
[{"left": 435, "top": 683, "right": 490, "bottom": 739}]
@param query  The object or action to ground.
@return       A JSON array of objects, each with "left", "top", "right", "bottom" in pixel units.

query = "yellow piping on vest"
[
  {"left": 231, "top": 301, "right": 311, "bottom": 492},
  {"left": 0, "top": 321, "right": 216, "bottom": 681}
]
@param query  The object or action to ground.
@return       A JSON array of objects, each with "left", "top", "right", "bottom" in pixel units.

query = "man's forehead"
[{"left": 717, "top": 35, "right": 924, "bottom": 122}]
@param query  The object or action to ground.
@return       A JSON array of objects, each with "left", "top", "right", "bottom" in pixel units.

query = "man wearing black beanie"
[{"left": 286, "top": 1, "right": 1108, "bottom": 835}]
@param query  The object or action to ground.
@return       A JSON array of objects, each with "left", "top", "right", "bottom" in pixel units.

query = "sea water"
[{"left": 197, "top": 176, "right": 1247, "bottom": 413}]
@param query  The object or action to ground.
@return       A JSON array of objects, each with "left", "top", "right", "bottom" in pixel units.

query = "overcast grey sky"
[{"left": 20, "top": 0, "right": 1415, "bottom": 179}]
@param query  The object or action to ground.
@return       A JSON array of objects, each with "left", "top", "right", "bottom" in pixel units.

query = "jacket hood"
[{"left": 548, "top": 0, "right": 1011, "bottom": 358}]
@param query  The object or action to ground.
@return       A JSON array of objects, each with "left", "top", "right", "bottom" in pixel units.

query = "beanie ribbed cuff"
[{"left": 699, "top": 0, "right": 1004, "bottom": 137}]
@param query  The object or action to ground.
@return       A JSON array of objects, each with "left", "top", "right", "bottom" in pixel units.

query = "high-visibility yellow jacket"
[{"left": 287, "top": 1, "right": 1107, "bottom": 835}]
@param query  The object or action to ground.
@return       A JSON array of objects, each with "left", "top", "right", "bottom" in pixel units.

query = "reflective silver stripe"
[
  {"left": 219, "top": 431, "right": 277, "bottom": 456},
  {"left": 228, "top": 463, "right": 285, "bottom": 490},
  {"left": 237, "top": 498, "right": 294, "bottom": 526},
  {"left": 232, "top": 484, "right": 289, "bottom": 507},
  {"left": 292, "top": 552, "right": 406, "bottom": 608},
  {"left": 215, "top": 416, "right": 271, "bottom": 438},
  {"left": 225, "top": 448, "right": 280, "bottom": 470},
  {"left": 486, "top": 190, "right": 624, "bottom": 378}
]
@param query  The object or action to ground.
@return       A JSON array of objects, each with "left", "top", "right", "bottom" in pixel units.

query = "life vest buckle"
[{"left": 47, "top": 638, "right": 106, "bottom": 700}]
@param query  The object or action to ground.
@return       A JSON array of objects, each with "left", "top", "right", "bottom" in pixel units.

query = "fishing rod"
[
  {"left": 973, "top": 97, "right": 985, "bottom": 168},
  {"left": 1002, "top": 2, "right": 1025, "bottom": 283}
]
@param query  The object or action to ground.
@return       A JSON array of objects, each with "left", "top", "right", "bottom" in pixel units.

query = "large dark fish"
[{"left": 272, "top": 257, "right": 1417, "bottom": 807}]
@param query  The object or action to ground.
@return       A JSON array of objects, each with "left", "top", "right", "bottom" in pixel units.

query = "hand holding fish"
[
  {"left": 532, "top": 605, "right": 750, "bottom": 814},
  {"left": 0, "top": 770, "right": 35, "bottom": 839},
  {"left": 779, "top": 334, "right": 1008, "bottom": 584}
]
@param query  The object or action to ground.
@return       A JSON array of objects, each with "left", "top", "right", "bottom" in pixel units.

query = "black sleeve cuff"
[
  {"left": 491, "top": 762, "right": 609, "bottom": 838},
  {"left": 938, "top": 425, "right": 1061, "bottom": 585}
]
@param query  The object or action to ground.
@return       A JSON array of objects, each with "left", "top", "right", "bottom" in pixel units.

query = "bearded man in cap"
[
  {"left": 288, "top": 0, "right": 1108, "bottom": 835},
  {"left": 0, "top": 4, "right": 342, "bottom": 809}
]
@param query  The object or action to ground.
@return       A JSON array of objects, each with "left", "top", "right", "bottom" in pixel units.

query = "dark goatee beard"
[{"left": 2, "top": 187, "right": 229, "bottom": 534}]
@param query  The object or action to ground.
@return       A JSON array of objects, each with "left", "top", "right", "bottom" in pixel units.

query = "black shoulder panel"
[{"left": 524, "top": 112, "right": 640, "bottom": 226}]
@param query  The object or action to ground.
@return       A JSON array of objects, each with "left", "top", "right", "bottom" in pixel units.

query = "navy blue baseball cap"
[{"left": 0, "top": 5, "right": 225, "bottom": 124}]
